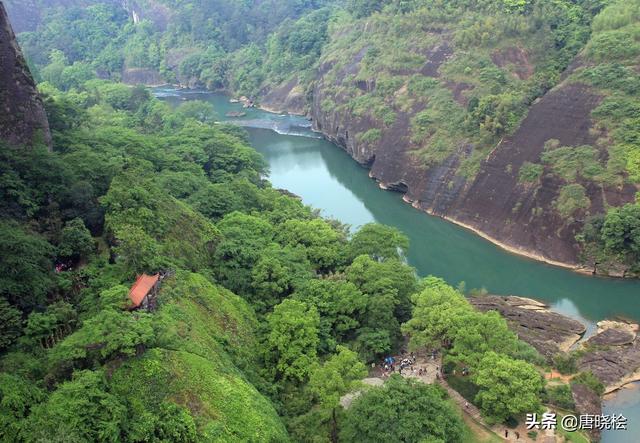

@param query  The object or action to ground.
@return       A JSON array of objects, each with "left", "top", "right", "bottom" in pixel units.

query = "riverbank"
[
  {"left": 471, "top": 295, "right": 640, "bottom": 394},
  {"left": 400, "top": 191, "right": 588, "bottom": 274}
]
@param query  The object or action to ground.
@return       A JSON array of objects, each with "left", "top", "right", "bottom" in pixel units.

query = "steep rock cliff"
[
  {"left": 307, "top": 8, "right": 639, "bottom": 271},
  {"left": 0, "top": 1, "right": 51, "bottom": 148}
]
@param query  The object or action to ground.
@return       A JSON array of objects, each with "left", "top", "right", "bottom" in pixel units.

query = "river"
[{"left": 156, "top": 87, "right": 639, "bottom": 442}]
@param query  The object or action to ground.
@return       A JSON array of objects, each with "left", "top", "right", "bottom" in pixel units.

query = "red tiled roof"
[{"left": 128, "top": 273, "right": 160, "bottom": 308}]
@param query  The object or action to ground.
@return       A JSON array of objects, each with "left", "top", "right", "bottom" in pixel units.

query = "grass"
[{"left": 556, "top": 413, "right": 591, "bottom": 443}]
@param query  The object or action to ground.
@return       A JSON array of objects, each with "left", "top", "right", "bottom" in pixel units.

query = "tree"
[
  {"left": 24, "top": 370, "right": 127, "bottom": 442},
  {"left": 602, "top": 203, "right": 640, "bottom": 263},
  {"left": 308, "top": 346, "right": 367, "bottom": 442},
  {"left": 113, "top": 224, "right": 160, "bottom": 275},
  {"left": 176, "top": 100, "right": 216, "bottom": 123},
  {"left": 346, "top": 0, "right": 390, "bottom": 18},
  {"left": 346, "top": 256, "right": 418, "bottom": 359},
  {"left": 0, "top": 298, "right": 22, "bottom": 351},
  {"left": 251, "top": 244, "right": 313, "bottom": 312},
  {"left": 0, "top": 221, "right": 55, "bottom": 311},
  {"left": 402, "top": 277, "right": 473, "bottom": 351},
  {"left": 448, "top": 310, "right": 520, "bottom": 369},
  {"left": 0, "top": 373, "right": 45, "bottom": 441},
  {"left": 293, "top": 279, "right": 366, "bottom": 353},
  {"left": 276, "top": 218, "right": 347, "bottom": 272},
  {"left": 474, "top": 352, "right": 543, "bottom": 423},
  {"left": 340, "top": 375, "right": 464, "bottom": 443},
  {"left": 266, "top": 299, "right": 320, "bottom": 383},
  {"left": 49, "top": 309, "right": 154, "bottom": 374},
  {"left": 348, "top": 223, "right": 408, "bottom": 262},
  {"left": 346, "top": 255, "right": 417, "bottom": 323},
  {"left": 58, "top": 218, "right": 94, "bottom": 261},
  {"left": 213, "top": 212, "right": 275, "bottom": 294},
  {"left": 21, "top": 301, "right": 77, "bottom": 350}
]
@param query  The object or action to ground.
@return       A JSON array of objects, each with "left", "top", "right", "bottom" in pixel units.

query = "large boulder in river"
[{"left": 469, "top": 295, "right": 586, "bottom": 359}]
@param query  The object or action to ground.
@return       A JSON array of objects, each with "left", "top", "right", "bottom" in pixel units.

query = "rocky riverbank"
[
  {"left": 470, "top": 295, "right": 640, "bottom": 395},
  {"left": 469, "top": 295, "right": 586, "bottom": 357}
]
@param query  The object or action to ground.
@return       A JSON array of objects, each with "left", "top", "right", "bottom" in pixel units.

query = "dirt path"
[{"left": 366, "top": 354, "right": 559, "bottom": 442}]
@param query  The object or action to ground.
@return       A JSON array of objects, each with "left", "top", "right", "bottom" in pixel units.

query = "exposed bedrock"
[
  {"left": 468, "top": 295, "right": 586, "bottom": 358},
  {"left": 470, "top": 296, "right": 640, "bottom": 395},
  {"left": 0, "top": 2, "right": 51, "bottom": 149},
  {"left": 578, "top": 321, "right": 640, "bottom": 394},
  {"left": 308, "top": 43, "right": 637, "bottom": 269}
]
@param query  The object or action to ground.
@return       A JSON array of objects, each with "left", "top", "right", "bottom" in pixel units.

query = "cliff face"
[
  {"left": 311, "top": 63, "right": 635, "bottom": 268},
  {"left": 0, "top": 1, "right": 51, "bottom": 148},
  {"left": 307, "top": 21, "right": 638, "bottom": 270}
]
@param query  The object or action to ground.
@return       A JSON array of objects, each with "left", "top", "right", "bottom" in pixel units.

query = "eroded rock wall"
[
  {"left": 308, "top": 49, "right": 637, "bottom": 268},
  {"left": 0, "top": 1, "right": 51, "bottom": 148}
]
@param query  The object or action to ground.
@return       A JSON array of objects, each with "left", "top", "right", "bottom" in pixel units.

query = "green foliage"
[
  {"left": 541, "top": 143, "right": 604, "bottom": 182},
  {"left": 543, "top": 384, "right": 576, "bottom": 410},
  {"left": 346, "top": 256, "right": 418, "bottom": 360},
  {"left": 276, "top": 218, "right": 347, "bottom": 272},
  {"left": 0, "top": 373, "right": 45, "bottom": 441},
  {"left": 58, "top": 218, "right": 94, "bottom": 260},
  {"left": 341, "top": 375, "right": 465, "bottom": 442},
  {"left": 175, "top": 100, "right": 216, "bottom": 123},
  {"left": 571, "top": 371, "right": 605, "bottom": 396},
  {"left": 518, "top": 161, "right": 544, "bottom": 183},
  {"left": 358, "top": 128, "right": 382, "bottom": 144},
  {"left": 0, "top": 298, "right": 22, "bottom": 352},
  {"left": 346, "top": 0, "right": 390, "bottom": 18},
  {"left": 553, "top": 352, "right": 580, "bottom": 375},
  {"left": 554, "top": 184, "right": 591, "bottom": 219},
  {"left": 347, "top": 223, "right": 408, "bottom": 262},
  {"left": 474, "top": 352, "right": 544, "bottom": 423},
  {"left": 266, "top": 299, "right": 320, "bottom": 383},
  {"left": 24, "top": 370, "right": 127, "bottom": 442},
  {"left": 601, "top": 203, "right": 640, "bottom": 262},
  {"left": 251, "top": 244, "right": 314, "bottom": 312},
  {"left": 307, "top": 345, "right": 366, "bottom": 412},
  {"left": 214, "top": 212, "right": 276, "bottom": 294},
  {"left": 0, "top": 221, "right": 55, "bottom": 311},
  {"left": 49, "top": 309, "right": 154, "bottom": 373},
  {"left": 293, "top": 279, "right": 366, "bottom": 353},
  {"left": 402, "top": 277, "right": 474, "bottom": 350}
]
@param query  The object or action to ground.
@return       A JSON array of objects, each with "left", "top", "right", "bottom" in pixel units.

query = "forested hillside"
[
  {"left": 1, "top": 1, "right": 638, "bottom": 441},
  {"left": 0, "top": 2, "right": 594, "bottom": 439},
  {"left": 8, "top": 0, "right": 639, "bottom": 275}
]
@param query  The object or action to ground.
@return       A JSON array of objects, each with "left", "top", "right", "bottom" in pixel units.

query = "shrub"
[
  {"left": 571, "top": 371, "right": 605, "bottom": 396},
  {"left": 555, "top": 184, "right": 591, "bottom": 219},
  {"left": 518, "top": 162, "right": 544, "bottom": 183},
  {"left": 543, "top": 385, "right": 576, "bottom": 410}
]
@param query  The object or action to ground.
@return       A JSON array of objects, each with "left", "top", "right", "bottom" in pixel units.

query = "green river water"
[{"left": 157, "top": 88, "right": 639, "bottom": 442}]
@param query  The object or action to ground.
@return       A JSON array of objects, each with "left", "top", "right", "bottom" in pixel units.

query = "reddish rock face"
[
  {"left": 0, "top": 2, "right": 51, "bottom": 149},
  {"left": 308, "top": 44, "right": 637, "bottom": 268}
]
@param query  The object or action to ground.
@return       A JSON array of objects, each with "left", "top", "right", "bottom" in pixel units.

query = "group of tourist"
[{"left": 378, "top": 353, "right": 441, "bottom": 379}]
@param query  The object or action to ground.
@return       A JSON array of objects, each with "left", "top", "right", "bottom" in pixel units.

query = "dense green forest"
[
  {"left": 2, "top": 0, "right": 639, "bottom": 441},
  {"left": 0, "top": 76, "right": 563, "bottom": 441}
]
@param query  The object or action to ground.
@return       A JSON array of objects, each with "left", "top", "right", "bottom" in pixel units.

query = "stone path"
[
  {"left": 346, "top": 353, "right": 562, "bottom": 442},
  {"left": 436, "top": 377, "right": 483, "bottom": 422}
]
